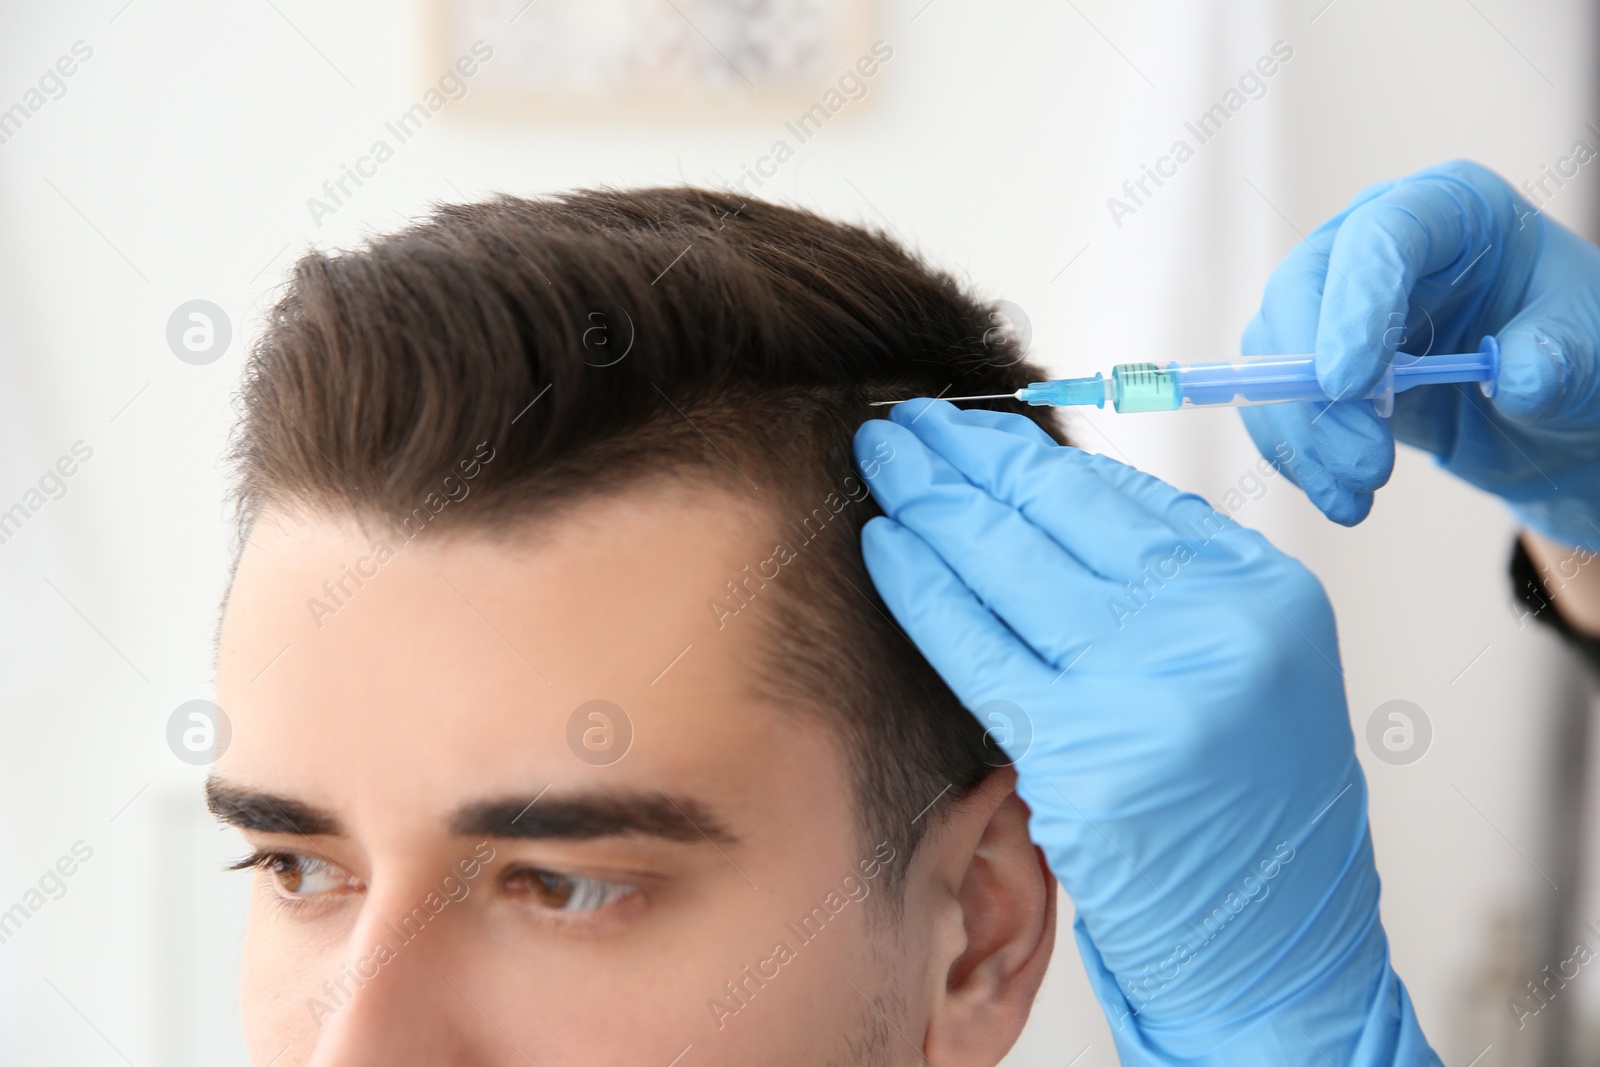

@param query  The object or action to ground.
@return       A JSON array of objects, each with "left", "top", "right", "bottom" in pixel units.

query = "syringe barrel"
[
  {"left": 1154, "top": 337, "right": 1500, "bottom": 410},
  {"left": 1168, "top": 355, "right": 1324, "bottom": 407}
]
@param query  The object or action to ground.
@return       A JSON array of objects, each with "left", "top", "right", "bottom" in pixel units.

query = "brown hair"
[{"left": 229, "top": 187, "right": 1067, "bottom": 888}]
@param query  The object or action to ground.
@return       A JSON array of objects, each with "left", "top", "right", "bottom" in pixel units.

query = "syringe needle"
[{"left": 868, "top": 392, "right": 1020, "bottom": 406}]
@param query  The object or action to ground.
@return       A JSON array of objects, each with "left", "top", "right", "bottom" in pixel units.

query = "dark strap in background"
[{"left": 1510, "top": 536, "right": 1600, "bottom": 677}]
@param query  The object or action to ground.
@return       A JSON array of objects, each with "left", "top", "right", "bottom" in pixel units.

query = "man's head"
[{"left": 214, "top": 188, "right": 1062, "bottom": 1065}]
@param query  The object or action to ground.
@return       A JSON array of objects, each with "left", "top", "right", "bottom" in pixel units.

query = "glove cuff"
[{"left": 1074, "top": 914, "right": 1442, "bottom": 1066}]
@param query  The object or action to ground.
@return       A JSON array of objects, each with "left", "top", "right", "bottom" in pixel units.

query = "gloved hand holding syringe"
[
  {"left": 857, "top": 160, "right": 1600, "bottom": 1067},
  {"left": 875, "top": 336, "right": 1500, "bottom": 416}
]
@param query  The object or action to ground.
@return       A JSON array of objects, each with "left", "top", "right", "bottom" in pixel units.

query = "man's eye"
[
  {"left": 231, "top": 850, "right": 361, "bottom": 901},
  {"left": 504, "top": 867, "right": 637, "bottom": 912}
]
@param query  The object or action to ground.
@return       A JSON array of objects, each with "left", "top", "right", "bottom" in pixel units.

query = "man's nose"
[{"left": 297, "top": 890, "right": 497, "bottom": 1067}]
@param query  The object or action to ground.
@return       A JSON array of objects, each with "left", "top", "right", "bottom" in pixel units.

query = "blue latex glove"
[
  {"left": 855, "top": 400, "right": 1440, "bottom": 1066},
  {"left": 1242, "top": 159, "right": 1600, "bottom": 549}
]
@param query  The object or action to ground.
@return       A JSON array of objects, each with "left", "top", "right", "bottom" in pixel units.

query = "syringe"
[{"left": 875, "top": 337, "right": 1501, "bottom": 417}]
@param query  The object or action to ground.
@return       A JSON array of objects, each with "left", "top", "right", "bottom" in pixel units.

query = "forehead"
[{"left": 213, "top": 485, "right": 833, "bottom": 835}]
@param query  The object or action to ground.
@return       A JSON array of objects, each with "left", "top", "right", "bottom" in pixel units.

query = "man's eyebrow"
[
  {"left": 204, "top": 776, "right": 343, "bottom": 836},
  {"left": 450, "top": 791, "right": 737, "bottom": 844}
]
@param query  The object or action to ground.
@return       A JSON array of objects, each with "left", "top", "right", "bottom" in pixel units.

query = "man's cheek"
[{"left": 240, "top": 915, "right": 323, "bottom": 1051}]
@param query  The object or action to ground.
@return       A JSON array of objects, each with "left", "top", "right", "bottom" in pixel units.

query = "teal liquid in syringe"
[{"left": 883, "top": 337, "right": 1502, "bottom": 417}]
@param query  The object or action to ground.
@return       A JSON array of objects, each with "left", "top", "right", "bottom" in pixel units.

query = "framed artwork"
[{"left": 432, "top": 0, "right": 876, "bottom": 114}]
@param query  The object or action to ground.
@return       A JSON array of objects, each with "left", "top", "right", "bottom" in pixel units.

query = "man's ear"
[{"left": 918, "top": 767, "right": 1057, "bottom": 1066}]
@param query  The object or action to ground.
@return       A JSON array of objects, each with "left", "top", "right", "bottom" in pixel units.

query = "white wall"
[{"left": 0, "top": 1, "right": 1593, "bottom": 1063}]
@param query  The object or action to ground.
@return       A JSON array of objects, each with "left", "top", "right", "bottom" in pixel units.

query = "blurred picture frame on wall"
[{"left": 431, "top": 0, "right": 878, "bottom": 117}]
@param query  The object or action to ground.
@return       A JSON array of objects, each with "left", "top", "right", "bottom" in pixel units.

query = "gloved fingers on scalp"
[
  {"left": 1068, "top": 448, "right": 1259, "bottom": 552},
  {"left": 885, "top": 400, "right": 1196, "bottom": 579},
  {"left": 900, "top": 401, "right": 1234, "bottom": 538},
  {"left": 906, "top": 400, "right": 1059, "bottom": 446},
  {"left": 1240, "top": 403, "right": 1375, "bottom": 525},
  {"left": 853, "top": 417, "right": 1127, "bottom": 659},
  {"left": 859, "top": 516, "right": 1059, "bottom": 706}
]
